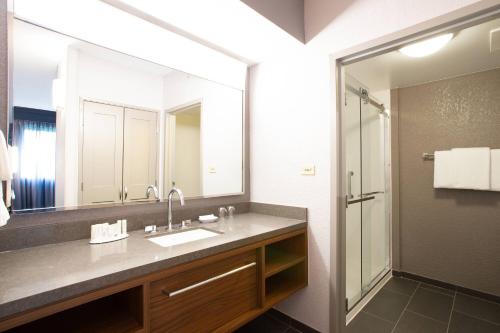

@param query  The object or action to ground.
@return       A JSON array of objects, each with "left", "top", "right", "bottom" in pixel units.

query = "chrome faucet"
[
  {"left": 146, "top": 185, "right": 159, "bottom": 200},
  {"left": 167, "top": 187, "right": 185, "bottom": 231}
]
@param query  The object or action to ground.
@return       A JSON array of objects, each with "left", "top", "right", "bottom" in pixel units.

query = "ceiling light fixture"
[{"left": 399, "top": 33, "right": 454, "bottom": 58}]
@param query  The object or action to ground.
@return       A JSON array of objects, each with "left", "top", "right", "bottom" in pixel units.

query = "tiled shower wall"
[{"left": 394, "top": 68, "right": 500, "bottom": 296}]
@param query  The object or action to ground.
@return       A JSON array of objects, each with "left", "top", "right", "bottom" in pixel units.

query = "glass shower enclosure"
[{"left": 344, "top": 76, "right": 391, "bottom": 311}]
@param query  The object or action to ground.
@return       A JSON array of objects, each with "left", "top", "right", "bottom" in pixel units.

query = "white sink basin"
[{"left": 147, "top": 228, "right": 221, "bottom": 247}]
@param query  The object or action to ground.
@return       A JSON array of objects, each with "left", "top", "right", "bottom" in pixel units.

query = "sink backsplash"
[
  {"left": 0, "top": 202, "right": 250, "bottom": 252},
  {"left": 0, "top": 202, "right": 306, "bottom": 252}
]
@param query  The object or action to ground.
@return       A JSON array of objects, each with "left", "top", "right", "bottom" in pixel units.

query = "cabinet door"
[
  {"left": 150, "top": 251, "right": 258, "bottom": 333},
  {"left": 123, "top": 108, "right": 158, "bottom": 201},
  {"left": 81, "top": 101, "right": 123, "bottom": 204}
]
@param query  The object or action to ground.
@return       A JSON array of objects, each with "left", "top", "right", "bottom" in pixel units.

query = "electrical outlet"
[{"left": 301, "top": 165, "right": 315, "bottom": 175}]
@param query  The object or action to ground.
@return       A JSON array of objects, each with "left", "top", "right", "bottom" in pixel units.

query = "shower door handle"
[
  {"left": 347, "top": 196, "right": 375, "bottom": 207},
  {"left": 347, "top": 171, "right": 354, "bottom": 199},
  {"left": 360, "top": 191, "right": 384, "bottom": 197}
]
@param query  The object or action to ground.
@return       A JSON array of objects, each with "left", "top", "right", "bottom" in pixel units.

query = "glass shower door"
[
  {"left": 345, "top": 78, "right": 390, "bottom": 311},
  {"left": 360, "top": 92, "right": 390, "bottom": 294},
  {"left": 345, "top": 85, "right": 363, "bottom": 309}
]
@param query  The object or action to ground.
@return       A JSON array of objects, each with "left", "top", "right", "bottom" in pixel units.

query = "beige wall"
[{"left": 395, "top": 68, "right": 500, "bottom": 296}]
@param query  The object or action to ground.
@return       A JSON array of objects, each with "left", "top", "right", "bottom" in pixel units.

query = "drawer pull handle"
[{"left": 162, "top": 262, "right": 256, "bottom": 297}]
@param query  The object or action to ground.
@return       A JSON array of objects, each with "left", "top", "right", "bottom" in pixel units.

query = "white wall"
[
  {"left": 250, "top": 1, "right": 490, "bottom": 331},
  {"left": 249, "top": 49, "right": 331, "bottom": 331},
  {"left": 304, "top": 0, "right": 484, "bottom": 49},
  {"left": 12, "top": 62, "right": 55, "bottom": 111},
  {"left": 12, "top": 19, "right": 69, "bottom": 111},
  {"left": 77, "top": 53, "right": 164, "bottom": 110},
  {"left": 163, "top": 71, "right": 243, "bottom": 197}
]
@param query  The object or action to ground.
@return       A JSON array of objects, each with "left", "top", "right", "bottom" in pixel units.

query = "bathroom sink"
[{"left": 147, "top": 228, "right": 222, "bottom": 247}]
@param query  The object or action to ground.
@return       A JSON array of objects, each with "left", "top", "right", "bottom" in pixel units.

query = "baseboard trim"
[
  {"left": 266, "top": 308, "right": 320, "bottom": 333},
  {"left": 393, "top": 270, "right": 500, "bottom": 304}
]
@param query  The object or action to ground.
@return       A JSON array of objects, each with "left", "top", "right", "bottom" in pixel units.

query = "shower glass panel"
[{"left": 345, "top": 76, "right": 391, "bottom": 311}]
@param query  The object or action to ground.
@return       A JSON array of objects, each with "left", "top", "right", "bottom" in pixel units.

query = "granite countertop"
[{"left": 0, "top": 213, "right": 306, "bottom": 319}]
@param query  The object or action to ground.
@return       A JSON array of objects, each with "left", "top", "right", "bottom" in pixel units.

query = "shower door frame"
[{"left": 330, "top": 4, "right": 500, "bottom": 333}]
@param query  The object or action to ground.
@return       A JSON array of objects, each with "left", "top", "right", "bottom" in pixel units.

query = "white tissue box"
[{"left": 90, "top": 220, "right": 129, "bottom": 244}]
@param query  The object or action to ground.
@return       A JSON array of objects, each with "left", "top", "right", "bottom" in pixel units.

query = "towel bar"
[{"left": 422, "top": 153, "right": 435, "bottom": 161}]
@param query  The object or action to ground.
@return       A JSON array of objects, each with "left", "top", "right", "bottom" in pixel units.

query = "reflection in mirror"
[
  {"left": 163, "top": 71, "right": 244, "bottom": 199},
  {"left": 166, "top": 103, "right": 202, "bottom": 198},
  {"left": 10, "top": 19, "right": 244, "bottom": 213}
]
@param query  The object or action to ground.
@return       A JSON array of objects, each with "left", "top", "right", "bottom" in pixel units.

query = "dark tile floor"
[
  {"left": 235, "top": 309, "right": 319, "bottom": 333},
  {"left": 347, "top": 276, "right": 500, "bottom": 333}
]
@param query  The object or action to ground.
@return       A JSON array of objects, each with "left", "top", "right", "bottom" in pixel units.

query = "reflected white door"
[
  {"left": 123, "top": 108, "right": 158, "bottom": 201},
  {"left": 81, "top": 101, "right": 123, "bottom": 204}
]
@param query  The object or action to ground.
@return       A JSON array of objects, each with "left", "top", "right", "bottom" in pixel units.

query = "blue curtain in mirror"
[{"left": 12, "top": 118, "right": 56, "bottom": 210}]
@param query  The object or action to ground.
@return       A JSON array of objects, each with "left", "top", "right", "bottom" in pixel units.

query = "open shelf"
[
  {"left": 6, "top": 286, "right": 144, "bottom": 333},
  {"left": 265, "top": 247, "right": 305, "bottom": 278},
  {"left": 265, "top": 261, "right": 307, "bottom": 307},
  {"left": 264, "top": 233, "right": 306, "bottom": 278}
]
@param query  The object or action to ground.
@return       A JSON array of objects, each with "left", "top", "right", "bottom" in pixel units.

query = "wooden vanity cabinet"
[
  {"left": 149, "top": 250, "right": 258, "bottom": 333},
  {"left": 0, "top": 228, "right": 307, "bottom": 333}
]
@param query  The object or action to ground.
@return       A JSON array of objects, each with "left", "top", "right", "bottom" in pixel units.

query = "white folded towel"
[
  {"left": 451, "top": 147, "right": 490, "bottom": 190},
  {"left": 434, "top": 151, "right": 455, "bottom": 188},
  {"left": 0, "top": 184, "right": 9, "bottom": 227},
  {"left": 0, "top": 130, "right": 11, "bottom": 226},
  {"left": 490, "top": 150, "right": 500, "bottom": 191}
]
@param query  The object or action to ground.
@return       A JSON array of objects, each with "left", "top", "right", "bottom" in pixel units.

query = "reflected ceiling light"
[{"left": 399, "top": 33, "right": 453, "bottom": 57}]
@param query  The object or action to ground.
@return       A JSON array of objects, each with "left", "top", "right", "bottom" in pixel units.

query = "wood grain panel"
[{"left": 150, "top": 251, "right": 258, "bottom": 333}]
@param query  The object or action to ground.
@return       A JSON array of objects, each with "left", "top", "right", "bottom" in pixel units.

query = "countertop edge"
[{"left": 0, "top": 221, "right": 307, "bottom": 320}]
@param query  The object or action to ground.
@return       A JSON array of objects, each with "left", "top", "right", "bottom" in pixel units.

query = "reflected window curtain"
[{"left": 12, "top": 120, "right": 56, "bottom": 210}]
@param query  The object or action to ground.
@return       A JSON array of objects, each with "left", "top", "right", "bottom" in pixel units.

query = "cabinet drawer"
[{"left": 150, "top": 250, "right": 258, "bottom": 333}]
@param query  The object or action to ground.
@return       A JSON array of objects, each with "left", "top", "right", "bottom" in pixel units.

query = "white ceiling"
[{"left": 346, "top": 17, "right": 500, "bottom": 93}]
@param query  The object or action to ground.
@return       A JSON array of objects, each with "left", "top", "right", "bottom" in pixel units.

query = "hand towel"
[
  {"left": 0, "top": 184, "right": 9, "bottom": 227},
  {"left": 0, "top": 130, "right": 11, "bottom": 226},
  {"left": 0, "top": 131, "right": 11, "bottom": 180},
  {"left": 433, "top": 150, "right": 455, "bottom": 188},
  {"left": 5, "top": 145, "right": 15, "bottom": 207},
  {"left": 451, "top": 147, "right": 490, "bottom": 190},
  {"left": 491, "top": 149, "right": 500, "bottom": 191}
]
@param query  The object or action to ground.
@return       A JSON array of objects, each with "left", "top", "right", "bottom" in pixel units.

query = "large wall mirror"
[{"left": 9, "top": 19, "right": 244, "bottom": 213}]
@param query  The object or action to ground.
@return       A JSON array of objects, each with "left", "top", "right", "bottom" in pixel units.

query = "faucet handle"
[
  {"left": 227, "top": 206, "right": 236, "bottom": 217},
  {"left": 218, "top": 207, "right": 228, "bottom": 218}
]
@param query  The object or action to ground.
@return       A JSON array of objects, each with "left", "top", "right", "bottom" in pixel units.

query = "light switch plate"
[
  {"left": 301, "top": 165, "right": 315, "bottom": 175},
  {"left": 208, "top": 166, "right": 216, "bottom": 173}
]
